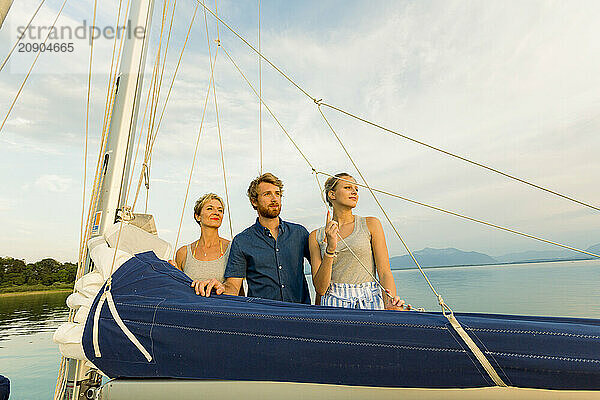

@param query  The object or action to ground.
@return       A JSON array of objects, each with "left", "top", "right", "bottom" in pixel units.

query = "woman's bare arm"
[
  {"left": 367, "top": 217, "right": 408, "bottom": 310},
  {"left": 173, "top": 246, "right": 187, "bottom": 271}
]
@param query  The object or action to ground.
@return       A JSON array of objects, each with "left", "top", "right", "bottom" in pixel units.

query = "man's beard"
[{"left": 257, "top": 202, "right": 281, "bottom": 218}]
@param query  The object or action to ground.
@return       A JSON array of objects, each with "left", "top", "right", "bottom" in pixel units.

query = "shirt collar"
[{"left": 254, "top": 217, "right": 285, "bottom": 235}]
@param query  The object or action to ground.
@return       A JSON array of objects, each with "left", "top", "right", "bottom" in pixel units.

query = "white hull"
[{"left": 99, "top": 379, "right": 599, "bottom": 400}]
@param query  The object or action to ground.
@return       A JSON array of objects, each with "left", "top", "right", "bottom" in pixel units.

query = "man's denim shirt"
[{"left": 225, "top": 218, "right": 311, "bottom": 304}]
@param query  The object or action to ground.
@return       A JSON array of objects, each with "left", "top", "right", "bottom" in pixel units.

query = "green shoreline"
[{"left": 0, "top": 284, "right": 73, "bottom": 296}]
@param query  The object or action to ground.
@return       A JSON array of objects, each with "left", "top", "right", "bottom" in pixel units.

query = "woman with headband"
[{"left": 309, "top": 173, "right": 408, "bottom": 310}]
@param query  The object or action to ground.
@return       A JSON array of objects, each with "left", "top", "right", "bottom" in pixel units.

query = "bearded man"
[{"left": 197, "top": 172, "right": 311, "bottom": 304}]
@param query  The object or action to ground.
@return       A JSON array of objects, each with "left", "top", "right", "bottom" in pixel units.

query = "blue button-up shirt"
[{"left": 225, "top": 218, "right": 311, "bottom": 304}]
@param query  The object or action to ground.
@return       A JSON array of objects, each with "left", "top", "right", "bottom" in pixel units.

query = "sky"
[{"left": 0, "top": 0, "right": 599, "bottom": 263}]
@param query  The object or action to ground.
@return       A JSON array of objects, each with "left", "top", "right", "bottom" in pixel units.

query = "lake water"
[{"left": 1, "top": 259, "right": 599, "bottom": 399}]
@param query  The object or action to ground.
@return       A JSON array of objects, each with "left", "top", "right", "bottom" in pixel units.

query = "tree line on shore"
[{"left": 0, "top": 257, "right": 77, "bottom": 289}]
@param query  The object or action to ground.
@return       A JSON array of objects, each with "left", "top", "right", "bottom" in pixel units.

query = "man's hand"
[{"left": 191, "top": 278, "right": 225, "bottom": 297}]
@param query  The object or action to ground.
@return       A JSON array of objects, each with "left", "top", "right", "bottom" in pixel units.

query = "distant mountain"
[
  {"left": 587, "top": 243, "right": 600, "bottom": 254},
  {"left": 496, "top": 242, "right": 600, "bottom": 264},
  {"left": 390, "top": 247, "right": 497, "bottom": 269},
  {"left": 495, "top": 250, "right": 588, "bottom": 263}
]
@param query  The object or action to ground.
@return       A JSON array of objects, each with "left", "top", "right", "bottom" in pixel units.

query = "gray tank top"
[
  {"left": 183, "top": 243, "right": 230, "bottom": 283},
  {"left": 316, "top": 216, "right": 376, "bottom": 284}
]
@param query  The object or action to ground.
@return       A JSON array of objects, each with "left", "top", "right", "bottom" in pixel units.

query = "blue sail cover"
[{"left": 82, "top": 252, "right": 600, "bottom": 390}]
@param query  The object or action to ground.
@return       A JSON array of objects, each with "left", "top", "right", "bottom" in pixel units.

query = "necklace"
[{"left": 193, "top": 238, "right": 224, "bottom": 258}]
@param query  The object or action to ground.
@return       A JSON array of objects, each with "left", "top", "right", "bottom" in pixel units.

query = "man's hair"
[
  {"left": 247, "top": 172, "right": 284, "bottom": 210},
  {"left": 323, "top": 172, "right": 353, "bottom": 207},
  {"left": 193, "top": 193, "right": 225, "bottom": 226}
]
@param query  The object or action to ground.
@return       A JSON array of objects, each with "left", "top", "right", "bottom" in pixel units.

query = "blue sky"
[{"left": 1, "top": 0, "right": 599, "bottom": 262}]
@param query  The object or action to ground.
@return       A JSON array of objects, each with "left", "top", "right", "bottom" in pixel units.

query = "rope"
[
  {"left": 319, "top": 102, "right": 600, "bottom": 213},
  {"left": 0, "top": 0, "right": 47, "bottom": 73},
  {"left": 204, "top": 3, "right": 233, "bottom": 238},
  {"left": 315, "top": 172, "right": 600, "bottom": 260},
  {"left": 258, "top": 0, "right": 263, "bottom": 174},
  {"left": 0, "top": 0, "right": 68, "bottom": 135},
  {"left": 220, "top": 44, "right": 316, "bottom": 171}
]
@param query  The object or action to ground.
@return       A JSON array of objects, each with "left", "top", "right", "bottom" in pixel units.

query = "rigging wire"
[
  {"left": 147, "top": 0, "right": 177, "bottom": 150},
  {"left": 193, "top": 0, "right": 598, "bottom": 214},
  {"left": 98, "top": 0, "right": 130, "bottom": 148},
  {"left": 172, "top": 49, "right": 219, "bottom": 257},
  {"left": 147, "top": 2, "right": 197, "bottom": 155},
  {"left": 131, "top": 0, "right": 172, "bottom": 210},
  {"left": 194, "top": 0, "right": 313, "bottom": 100},
  {"left": 0, "top": 0, "right": 68, "bottom": 135},
  {"left": 78, "top": 0, "right": 130, "bottom": 279},
  {"left": 143, "top": 0, "right": 178, "bottom": 211},
  {"left": 0, "top": 0, "right": 47, "bottom": 73},
  {"left": 319, "top": 102, "right": 600, "bottom": 213},
  {"left": 53, "top": 0, "right": 100, "bottom": 397},
  {"left": 315, "top": 171, "right": 600, "bottom": 260},
  {"left": 56, "top": 3, "right": 130, "bottom": 398},
  {"left": 204, "top": 1, "right": 233, "bottom": 238},
  {"left": 77, "top": 0, "right": 99, "bottom": 270},
  {"left": 220, "top": 44, "right": 316, "bottom": 171}
]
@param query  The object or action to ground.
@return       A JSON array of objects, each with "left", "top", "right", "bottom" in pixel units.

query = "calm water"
[{"left": 1, "top": 260, "right": 599, "bottom": 399}]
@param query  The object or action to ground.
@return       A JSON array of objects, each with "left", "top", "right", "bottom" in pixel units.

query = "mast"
[
  {"left": 58, "top": 1, "right": 155, "bottom": 399},
  {"left": 93, "top": 0, "right": 156, "bottom": 234}
]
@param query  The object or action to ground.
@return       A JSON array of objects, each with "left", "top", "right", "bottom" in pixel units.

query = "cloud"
[{"left": 35, "top": 174, "right": 73, "bottom": 192}]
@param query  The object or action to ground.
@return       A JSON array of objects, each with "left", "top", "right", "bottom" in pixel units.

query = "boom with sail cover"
[{"left": 82, "top": 249, "right": 600, "bottom": 391}]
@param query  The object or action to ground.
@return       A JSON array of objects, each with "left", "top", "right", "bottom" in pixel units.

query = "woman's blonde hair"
[
  {"left": 323, "top": 172, "right": 353, "bottom": 207},
  {"left": 193, "top": 193, "right": 225, "bottom": 225},
  {"left": 247, "top": 172, "right": 284, "bottom": 210}
]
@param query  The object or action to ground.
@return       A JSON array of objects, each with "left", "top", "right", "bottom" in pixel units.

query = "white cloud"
[{"left": 35, "top": 174, "right": 72, "bottom": 192}]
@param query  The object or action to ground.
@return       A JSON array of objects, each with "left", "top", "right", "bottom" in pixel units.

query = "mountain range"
[{"left": 389, "top": 243, "right": 600, "bottom": 269}]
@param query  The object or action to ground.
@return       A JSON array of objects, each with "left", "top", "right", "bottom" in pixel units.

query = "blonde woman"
[
  {"left": 172, "top": 193, "right": 233, "bottom": 295},
  {"left": 309, "top": 173, "right": 408, "bottom": 310}
]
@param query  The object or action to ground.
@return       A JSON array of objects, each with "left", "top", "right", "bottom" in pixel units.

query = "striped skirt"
[{"left": 321, "top": 281, "right": 384, "bottom": 310}]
